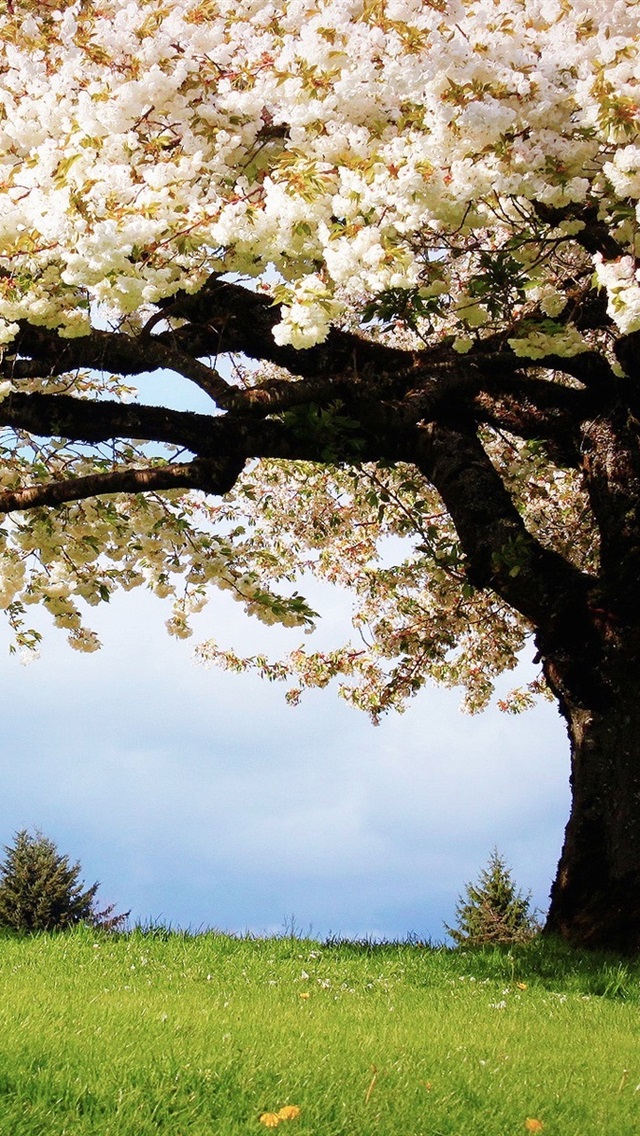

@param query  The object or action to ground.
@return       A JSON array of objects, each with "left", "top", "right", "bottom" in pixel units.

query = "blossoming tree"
[{"left": 1, "top": 0, "right": 639, "bottom": 949}]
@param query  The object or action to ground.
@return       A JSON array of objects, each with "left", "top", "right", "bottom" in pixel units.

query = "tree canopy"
[{"left": 1, "top": 0, "right": 640, "bottom": 949}]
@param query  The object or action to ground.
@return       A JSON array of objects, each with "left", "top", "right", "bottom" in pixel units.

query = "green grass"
[{"left": 0, "top": 927, "right": 637, "bottom": 1134}]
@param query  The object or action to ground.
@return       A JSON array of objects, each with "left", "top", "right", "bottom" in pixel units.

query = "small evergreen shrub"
[
  {"left": 0, "top": 829, "right": 127, "bottom": 933},
  {"left": 446, "top": 848, "right": 538, "bottom": 946}
]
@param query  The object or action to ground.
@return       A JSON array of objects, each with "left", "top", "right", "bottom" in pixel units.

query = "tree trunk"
[{"left": 545, "top": 656, "right": 640, "bottom": 953}]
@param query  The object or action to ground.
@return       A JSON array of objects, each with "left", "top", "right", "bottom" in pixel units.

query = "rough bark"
[
  {"left": 541, "top": 398, "right": 640, "bottom": 952},
  {"left": 545, "top": 651, "right": 640, "bottom": 953}
]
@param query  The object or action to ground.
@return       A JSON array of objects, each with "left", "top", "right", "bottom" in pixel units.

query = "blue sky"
[
  {"left": 0, "top": 576, "right": 570, "bottom": 942},
  {"left": 0, "top": 365, "right": 572, "bottom": 941}
]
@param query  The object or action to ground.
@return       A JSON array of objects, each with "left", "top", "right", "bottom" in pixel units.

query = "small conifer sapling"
[
  {"left": 446, "top": 849, "right": 538, "bottom": 946},
  {"left": 0, "top": 829, "right": 127, "bottom": 933}
]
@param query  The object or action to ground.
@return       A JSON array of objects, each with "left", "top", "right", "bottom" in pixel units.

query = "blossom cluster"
[
  {"left": 0, "top": 0, "right": 638, "bottom": 346},
  {"left": 196, "top": 450, "right": 585, "bottom": 717},
  {"left": 0, "top": 442, "right": 316, "bottom": 656},
  {"left": 593, "top": 253, "right": 640, "bottom": 334}
]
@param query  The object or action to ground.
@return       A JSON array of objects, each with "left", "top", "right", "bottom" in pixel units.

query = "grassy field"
[{"left": 0, "top": 927, "right": 637, "bottom": 1135}]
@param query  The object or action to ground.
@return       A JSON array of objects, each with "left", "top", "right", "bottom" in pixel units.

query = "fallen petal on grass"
[
  {"left": 259, "top": 1113, "right": 281, "bottom": 1128},
  {"left": 277, "top": 1105, "right": 301, "bottom": 1120},
  {"left": 260, "top": 1105, "right": 301, "bottom": 1126}
]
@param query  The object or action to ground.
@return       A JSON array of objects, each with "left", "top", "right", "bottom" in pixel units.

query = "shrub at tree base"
[
  {"left": 0, "top": 829, "right": 127, "bottom": 933},
  {"left": 447, "top": 850, "right": 538, "bottom": 947}
]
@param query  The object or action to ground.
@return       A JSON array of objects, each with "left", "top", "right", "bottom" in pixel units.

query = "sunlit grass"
[{"left": 0, "top": 926, "right": 637, "bottom": 1134}]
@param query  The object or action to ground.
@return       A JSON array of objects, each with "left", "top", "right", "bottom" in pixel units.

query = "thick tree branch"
[
  {"left": 152, "top": 277, "right": 419, "bottom": 378},
  {"left": 0, "top": 391, "right": 222, "bottom": 453},
  {"left": 469, "top": 379, "right": 592, "bottom": 463},
  {"left": 0, "top": 457, "right": 244, "bottom": 513},
  {"left": 0, "top": 360, "right": 605, "bottom": 479},
  {"left": 9, "top": 274, "right": 622, "bottom": 445},
  {"left": 0, "top": 389, "right": 401, "bottom": 469},
  {"left": 534, "top": 351, "right": 616, "bottom": 390},
  {"left": 579, "top": 407, "right": 640, "bottom": 617},
  {"left": 534, "top": 200, "right": 626, "bottom": 260},
  {"left": 411, "top": 419, "right": 597, "bottom": 637},
  {"left": 12, "top": 324, "right": 235, "bottom": 407}
]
